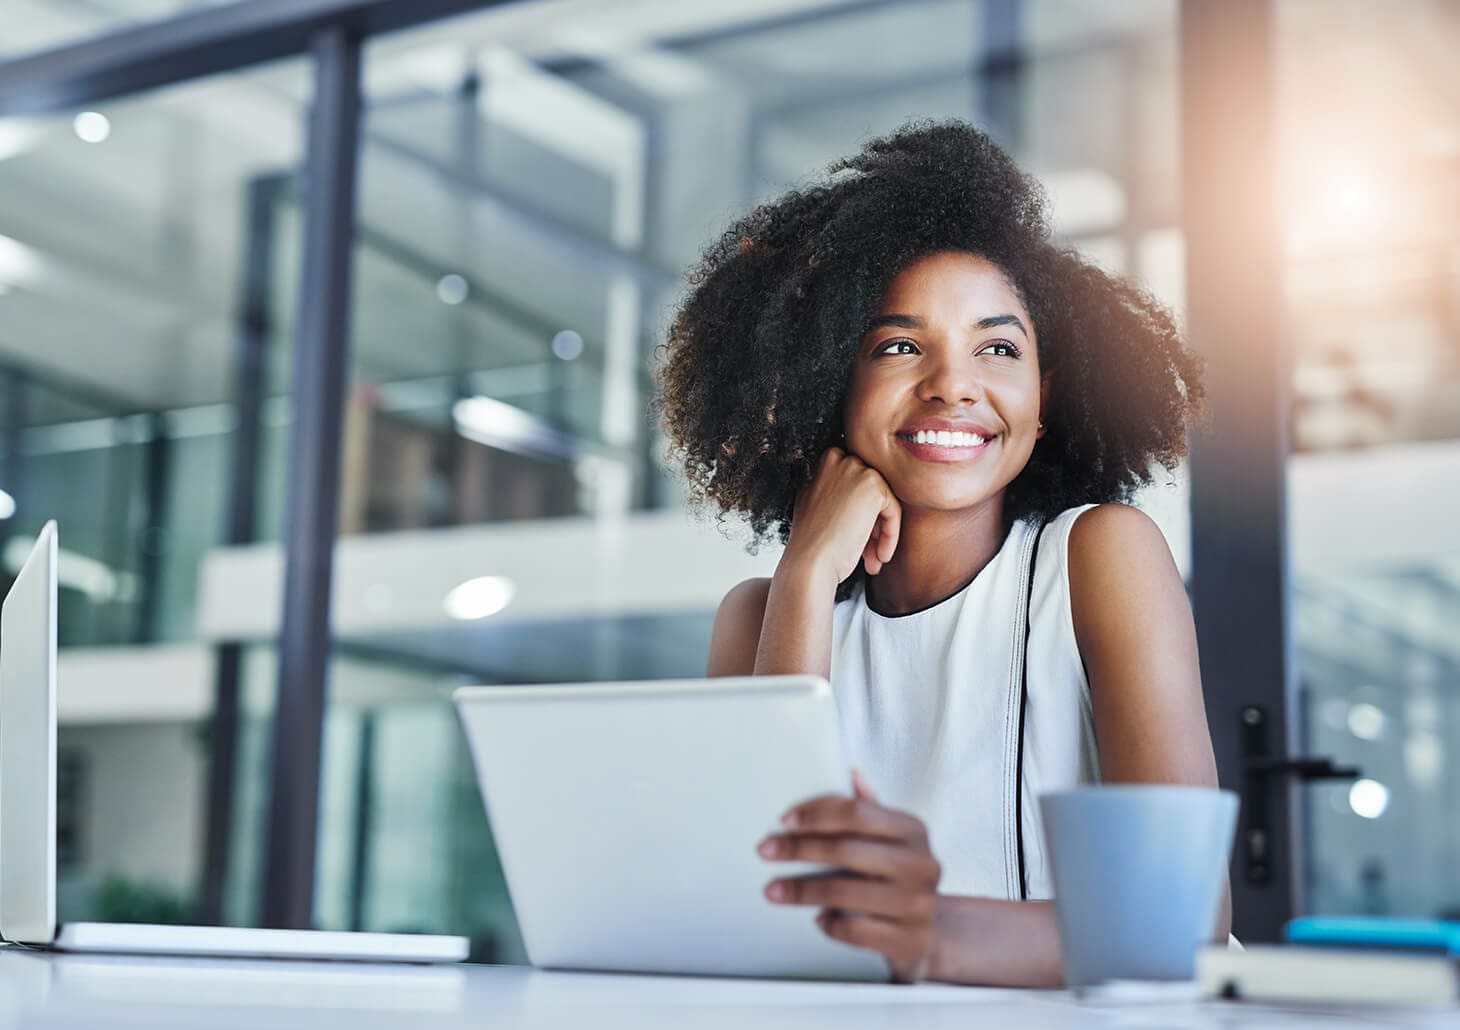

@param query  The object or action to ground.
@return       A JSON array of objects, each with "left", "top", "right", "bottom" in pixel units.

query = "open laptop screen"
[{"left": 0, "top": 519, "right": 60, "bottom": 944}]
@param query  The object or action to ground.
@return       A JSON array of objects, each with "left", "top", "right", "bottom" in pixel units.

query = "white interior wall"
[{"left": 58, "top": 721, "right": 206, "bottom": 896}]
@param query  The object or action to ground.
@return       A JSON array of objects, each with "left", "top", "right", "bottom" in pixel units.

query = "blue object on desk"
[{"left": 1286, "top": 916, "right": 1460, "bottom": 954}]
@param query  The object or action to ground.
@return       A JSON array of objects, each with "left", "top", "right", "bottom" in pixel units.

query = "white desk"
[{"left": 0, "top": 950, "right": 1452, "bottom": 1029}]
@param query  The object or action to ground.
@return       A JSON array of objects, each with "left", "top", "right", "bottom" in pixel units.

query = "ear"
[{"left": 1036, "top": 374, "right": 1051, "bottom": 439}]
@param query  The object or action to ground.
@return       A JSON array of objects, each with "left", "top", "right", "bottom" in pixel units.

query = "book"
[{"left": 1197, "top": 945, "right": 1458, "bottom": 1007}]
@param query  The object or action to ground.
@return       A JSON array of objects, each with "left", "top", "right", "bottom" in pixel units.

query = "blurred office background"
[{"left": 0, "top": 0, "right": 1454, "bottom": 954}]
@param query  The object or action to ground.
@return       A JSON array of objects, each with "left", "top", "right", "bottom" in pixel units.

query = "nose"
[{"left": 917, "top": 348, "right": 983, "bottom": 406}]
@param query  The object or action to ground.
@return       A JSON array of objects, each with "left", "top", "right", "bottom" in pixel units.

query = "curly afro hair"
[{"left": 656, "top": 119, "right": 1203, "bottom": 555}]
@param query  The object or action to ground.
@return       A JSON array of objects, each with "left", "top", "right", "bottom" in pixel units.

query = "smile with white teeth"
[{"left": 902, "top": 429, "right": 988, "bottom": 448}]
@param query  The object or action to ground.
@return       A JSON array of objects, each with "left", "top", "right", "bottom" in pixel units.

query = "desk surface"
[{"left": 0, "top": 949, "right": 1452, "bottom": 1029}]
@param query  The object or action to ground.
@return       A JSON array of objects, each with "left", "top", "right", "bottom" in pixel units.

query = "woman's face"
[{"left": 842, "top": 251, "right": 1046, "bottom": 514}]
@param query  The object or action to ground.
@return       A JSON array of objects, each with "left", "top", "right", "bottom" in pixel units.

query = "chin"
[{"left": 883, "top": 478, "right": 1001, "bottom": 514}]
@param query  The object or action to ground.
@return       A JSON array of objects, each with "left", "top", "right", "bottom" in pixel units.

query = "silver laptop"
[
  {"left": 0, "top": 521, "right": 469, "bottom": 963},
  {"left": 454, "top": 676, "right": 888, "bottom": 981}
]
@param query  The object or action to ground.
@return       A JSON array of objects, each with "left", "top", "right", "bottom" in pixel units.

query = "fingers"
[
  {"left": 781, "top": 795, "right": 928, "bottom": 846},
  {"left": 816, "top": 910, "right": 898, "bottom": 952},
  {"left": 817, "top": 912, "right": 933, "bottom": 984},
  {"left": 764, "top": 875, "right": 935, "bottom": 923},
  {"left": 757, "top": 832, "right": 910, "bottom": 881},
  {"left": 851, "top": 768, "right": 878, "bottom": 802},
  {"left": 875, "top": 495, "right": 901, "bottom": 565},
  {"left": 862, "top": 533, "right": 883, "bottom": 576}
]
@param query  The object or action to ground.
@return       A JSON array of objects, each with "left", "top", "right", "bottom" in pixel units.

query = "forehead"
[{"left": 874, "top": 251, "right": 1025, "bottom": 316}]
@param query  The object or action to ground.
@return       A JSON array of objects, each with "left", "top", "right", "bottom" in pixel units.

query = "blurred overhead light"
[
  {"left": 0, "top": 118, "right": 45, "bottom": 162},
  {"left": 436, "top": 273, "right": 469, "bottom": 305},
  {"left": 1348, "top": 778, "right": 1389, "bottom": 819},
  {"left": 452, "top": 394, "right": 579, "bottom": 461},
  {"left": 0, "top": 233, "right": 42, "bottom": 285},
  {"left": 1346, "top": 702, "right": 1385, "bottom": 741},
  {"left": 444, "top": 576, "right": 515, "bottom": 621},
  {"left": 1405, "top": 733, "right": 1443, "bottom": 789},
  {"left": 73, "top": 111, "right": 110, "bottom": 144},
  {"left": 551, "top": 329, "right": 584, "bottom": 361},
  {"left": 0, "top": 490, "right": 14, "bottom": 519}
]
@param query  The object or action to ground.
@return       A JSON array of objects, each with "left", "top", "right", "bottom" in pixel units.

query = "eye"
[
  {"left": 980, "top": 340, "right": 1020, "bottom": 358},
  {"left": 874, "top": 338, "right": 919, "bottom": 356}
]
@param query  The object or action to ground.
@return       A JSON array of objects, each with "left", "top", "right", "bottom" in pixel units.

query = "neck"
[{"left": 864, "top": 496, "right": 1008, "bottom": 615}]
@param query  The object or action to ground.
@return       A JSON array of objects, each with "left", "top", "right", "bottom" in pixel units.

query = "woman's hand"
[
  {"left": 759, "top": 771, "right": 942, "bottom": 983},
  {"left": 784, "top": 448, "right": 902, "bottom": 584}
]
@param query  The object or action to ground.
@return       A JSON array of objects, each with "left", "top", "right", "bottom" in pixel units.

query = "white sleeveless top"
[{"left": 829, "top": 505, "right": 1101, "bottom": 901}]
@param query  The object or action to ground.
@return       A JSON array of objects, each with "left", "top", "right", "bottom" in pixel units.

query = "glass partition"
[
  {"left": 310, "top": 0, "right": 1186, "bottom": 955},
  {"left": 1281, "top": 0, "right": 1460, "bottom": 920},
  {"left": 0, "top": 56, "right": 306, "bottom": 922}
]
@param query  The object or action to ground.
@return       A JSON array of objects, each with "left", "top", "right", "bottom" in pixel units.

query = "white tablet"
[{"left": 453, "top": 675, "right": 888, "bottom": 981}]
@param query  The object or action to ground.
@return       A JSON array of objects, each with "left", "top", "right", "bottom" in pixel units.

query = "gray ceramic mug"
[{"left": 1039, "top": 785, "right": 1238, "bottom": 987}]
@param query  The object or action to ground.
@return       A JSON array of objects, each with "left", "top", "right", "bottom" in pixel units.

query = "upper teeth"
[{"left": 911, "top": 430, "right": 986, "bottom": 447}]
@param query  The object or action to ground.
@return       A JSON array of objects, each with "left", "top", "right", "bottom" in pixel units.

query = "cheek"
[
  {"left": 840, "top": 374, "right": 880, "bottom": 433},
  {"left": 1000, "top": 376, "right": 1044, "bottom": 424}
]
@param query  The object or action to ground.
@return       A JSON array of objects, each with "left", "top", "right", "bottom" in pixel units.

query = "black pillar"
[
  {"left": 347, "top": 710, "right": 377, "bottom": 932},
  {"left": 260, "top": 25, "right": 363, "bottom": 930},
  {"left": 199, "top": 172, "right": 286, "bottom": 925},
  {"left": 1180, "top": 0, "right": 1294, "bottom": 942},
  {"left": 134, "top": 413, "right": 172, "bottom": 644},
  {"left": 437, "top": 71, "right": 481, "bottom": 528}
]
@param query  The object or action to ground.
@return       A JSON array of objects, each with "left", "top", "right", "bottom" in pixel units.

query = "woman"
[{"left": 656, "top": 120, "right": 1226, "bottom": 986}]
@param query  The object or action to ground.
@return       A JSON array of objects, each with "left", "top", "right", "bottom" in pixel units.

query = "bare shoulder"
[
  {"left": 1065, "top": 502, "right": 1190, "bottom": 661},
  {"left": 1067, "top": 502, "right": 1171, "bottom": 564},
  {"left": 719, "top": 577, "right": 774, "bottom": 618},
  {"left": 707, "top": 577, "right": 774, "bottom": 677}
]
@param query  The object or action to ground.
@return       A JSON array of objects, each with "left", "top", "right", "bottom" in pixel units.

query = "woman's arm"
[
  {"left": 756, "top": 503, "right": 1229, "bottom": 986},
  {"left": 707, "top": 448, "right": 901, "bottom": 679},
  {"left": 925, "top": 504, "right": 1228, "bottom": 986},
  {"left": 1067, "top": 503, "right": 1230, "bottom": 938},
  {"left": 927, "top": 898, "right": 1063, "bottom": 986},
  {"left": 705, "top": 558, "right": 839, "bottom": 678}
]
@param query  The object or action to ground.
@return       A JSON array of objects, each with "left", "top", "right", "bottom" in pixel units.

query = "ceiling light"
[
  {"left": 1345, "top": 702, "right": 1385, "bottom": 741},
  {"left": 1348, "top": 778, "right": 1389, "bottom": 819},
  {"left": 0, "top": 233, "right": 42, "bottom": 284},
  {"left": 73, "top": 111, "right": 111, "bottom": 144},
  {"left": 452, "top": 394, "right": 579, "bottom": 460},
  {"left": 436, "top": 273, "right": 469, "bottom": 305},
  {"left": 551, "top": 329, "right": 584, "bottom": 361},
  {"left": 443, "top": 576, "right": 515, "bottom": 620}
]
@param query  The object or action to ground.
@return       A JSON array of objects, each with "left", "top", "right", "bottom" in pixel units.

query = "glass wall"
[
  {"left": 0, "top": 56, "right": 306, "bottom": 921},
  {"left": 297, "top": 0, "right": 1187, "bottom": 956},
  {"left": 1281, "top": 0, "right": 1460, "bottom": 920}
]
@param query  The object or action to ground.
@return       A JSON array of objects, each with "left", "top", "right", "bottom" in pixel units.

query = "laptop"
[
  {"left": 454, "top": 676, "right": 888, "bottom": 981},
  {"left": 0, "top": 521, "right": 469, "bottom": 963}
]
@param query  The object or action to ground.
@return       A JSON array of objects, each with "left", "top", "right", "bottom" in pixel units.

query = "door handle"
[{"left": 1239, "top": 706, "right": 1360, "bottom": 884}]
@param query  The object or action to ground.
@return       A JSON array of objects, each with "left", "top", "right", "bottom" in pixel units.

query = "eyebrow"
[{"left": 865, "top": 313, "right": 1029, "bottom": 336}]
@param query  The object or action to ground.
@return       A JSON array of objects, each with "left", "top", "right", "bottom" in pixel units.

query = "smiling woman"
[
  {"left": 656, "top": 120, "right": 1222, "bottom": 987},
  {"left": 658, "top": 121, "right": 1202, "bottom": 574}
]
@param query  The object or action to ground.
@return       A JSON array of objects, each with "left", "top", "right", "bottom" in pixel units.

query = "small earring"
[{"left": 1037, "top": 420, "right": 1045, "bottom": 431}]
